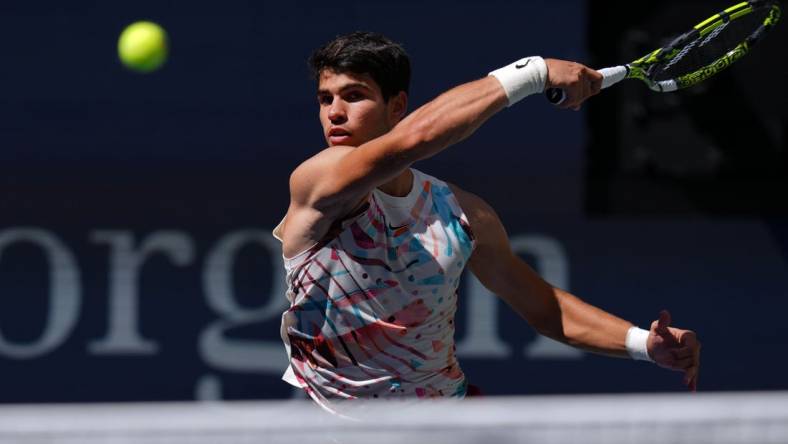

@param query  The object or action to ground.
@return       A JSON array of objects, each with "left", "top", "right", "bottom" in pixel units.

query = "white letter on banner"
[
  {"left": 88, "top": 231, "right": 195, "bottom": 355},
  {"left": 0, "top": 228, "right": 81, "bottom": 359},
  {"left": 199, "top": 230, "right": 288, "bottom": 373},
  {"left": 455, "top": 272, "right": 512, "bottom": 358},
  {"left": 510, "top": 235, "right": 582, "bottom": 359}
]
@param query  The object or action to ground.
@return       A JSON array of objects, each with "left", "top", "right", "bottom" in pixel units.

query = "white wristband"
[
  {"left": 488, "top": 56, "right": 548, "bottom": 106},
  {"left": 625, "top": 326, "right": 654, "bottom": 362}
]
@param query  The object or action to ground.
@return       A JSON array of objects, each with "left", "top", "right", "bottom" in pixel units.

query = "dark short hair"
[{"left": 308, "top": 31, "right": 411, "bottom": 102}]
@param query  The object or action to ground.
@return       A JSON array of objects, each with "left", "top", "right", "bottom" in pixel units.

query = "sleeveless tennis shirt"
[{"left": 275, "top": 168, "right": 475, "bottom": 412}]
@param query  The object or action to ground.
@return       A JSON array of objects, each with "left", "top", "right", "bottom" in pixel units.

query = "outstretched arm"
[
  {"left": 452, "top": 186, "right": 701, "bottom": 391},
  {"left": 293, "top": 58, "right": 602, "bottom": 220}
]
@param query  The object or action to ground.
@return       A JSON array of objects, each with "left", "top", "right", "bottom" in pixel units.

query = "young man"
[{"left": 274, "top": 32, "right": 700, "bottom": 412}]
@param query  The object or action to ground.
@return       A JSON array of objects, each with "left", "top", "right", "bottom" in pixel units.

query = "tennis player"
[{"left": 274, "top": 32, "right": 701, "bottom": 412}]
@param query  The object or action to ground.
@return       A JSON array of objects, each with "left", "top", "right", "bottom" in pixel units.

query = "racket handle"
[
  {"left": 545, "top": 88, "right": 566, "bottom": 104},
  {"left": 545, "top": 65, "right": 629, "bottom": 105}
]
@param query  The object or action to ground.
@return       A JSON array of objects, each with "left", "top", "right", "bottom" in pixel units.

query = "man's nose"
[{"left": 328, "top": 100, "right": 347, "bottom": 123}]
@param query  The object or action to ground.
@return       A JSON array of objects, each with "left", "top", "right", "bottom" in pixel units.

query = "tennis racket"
[{"left": 546, "top": 0, "right": 781, "bottom": 105}]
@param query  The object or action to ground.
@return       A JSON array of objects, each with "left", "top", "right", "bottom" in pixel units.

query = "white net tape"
[{"left": 1, "top": 392, "right": 787, "bottom": 444}]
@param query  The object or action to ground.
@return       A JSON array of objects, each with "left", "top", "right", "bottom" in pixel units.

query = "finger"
[
  {"left": 651, "top": 311, "right": 676, "bottom": 345},
  {"left": 683, "top": 366, "right": 696, "bottom": 385},
  {"left": 564, "top": 87, "right": 581, "bottom": 110},
  {"left": 580, "top": 73, "right": 591, "bottom": 102},
  {"left": 589, "top": 69, "right": 603, "bottom": 94},
  {"left": 684, "top": 365, "right": 699, "bottom": 391},
  {"left": 670, "top": 347, "right": 695, "bottom": 360},
  {"left": 684, "top": 348, "right": 700, "bottom": 390},
  {"left": 585, "top": 70, "right": 596, "bottom": 101},
  {"left": 657, "top": 353, "right": 696, "bottom": 371},
  {"left": 568, "top": 70, "right": 587, "bottom": 108},
  {"left": 672, "top": 356, "right": 695, "bottom": 370},
  {"left": 555, "top": 89, "right": 574, "bottom": 109},
  {"left": 656, "top": 310, "right": 672, "bottom": 334},
  {"left": 581, "top": 68, "right": 598, "bottom": 97},
  {"left": 679, "top": 331, "right": 698, "bottom": 347},
  {"left": 572, "top": 89, "right": 583, "bottom": 110}
]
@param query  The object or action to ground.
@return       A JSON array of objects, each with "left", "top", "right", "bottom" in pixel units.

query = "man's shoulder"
[
  {"left": 293, "top": 146, "right": 354, "bottom": 174},
  {"left": 289, "top": 146, "right": 355, "bottom": 205},
  {"left": 445, "top": 182, "right": 499, "bottom": 229},
  {"left": 282, "top": 147, "right": 369, "bottom": 257}
]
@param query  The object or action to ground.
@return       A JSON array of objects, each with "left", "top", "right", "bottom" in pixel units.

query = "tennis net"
[{"left": 1, "top": 391, "right": 787, "bottom": 444}]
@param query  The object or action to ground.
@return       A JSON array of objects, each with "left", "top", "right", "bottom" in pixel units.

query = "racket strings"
[
  {"left": 660, "top": 21, "right": 730, "bottom": 73},
  {"left": 653, "top": 10, "right": 768, "bottom": 81},
  {"left": 699, "top": 21, "right": 730, "bottom": 48}
]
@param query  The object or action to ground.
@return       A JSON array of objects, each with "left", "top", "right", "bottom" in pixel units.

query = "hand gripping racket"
[{"left": 546, "top": 0, "right": 781, "bottom": 105}]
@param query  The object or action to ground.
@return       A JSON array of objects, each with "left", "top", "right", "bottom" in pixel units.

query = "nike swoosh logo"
[
  {"left": 388, "top": 222, "right": 408, "bottom": 230},
  {"left": 515, "top": 60, "right": 530, "bottom": 69}
]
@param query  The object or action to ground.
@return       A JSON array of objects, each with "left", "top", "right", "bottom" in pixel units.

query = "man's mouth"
[{"left": 328, "top": 128, "right": 351, "bottom": 144}]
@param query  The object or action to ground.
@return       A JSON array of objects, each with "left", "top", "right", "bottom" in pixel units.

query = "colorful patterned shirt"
[{"left": 276, "top": 168, "right": 475, "bottom": 412}]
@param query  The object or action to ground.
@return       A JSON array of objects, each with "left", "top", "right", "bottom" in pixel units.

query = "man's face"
[{"left": 317, "top": 70, "right": 405, "bottom": 147}]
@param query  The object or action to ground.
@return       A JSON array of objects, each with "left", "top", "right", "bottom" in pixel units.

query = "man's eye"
[
  {"left": 318, "top": 95, "right": 332, "bottom": 105},
  {"left": 346, "top": 92, "right": 364, "bottom": 102}
]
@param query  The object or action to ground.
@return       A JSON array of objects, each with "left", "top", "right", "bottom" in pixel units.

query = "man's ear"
[{"left": 388, "top": 91, "right": 408, "bottom": 124}]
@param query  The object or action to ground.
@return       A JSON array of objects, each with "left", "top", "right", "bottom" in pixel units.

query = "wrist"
[
  {"left": 625, "top": 326, "right": 654, "bottom": 362},
  {"left": 488, "top": 56, "right": 548, "bottom": 106}
]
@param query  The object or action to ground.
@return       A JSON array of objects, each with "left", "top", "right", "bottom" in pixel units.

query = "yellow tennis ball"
[{"left": 117, "top": 21, "right": 168, "bottom": 73}]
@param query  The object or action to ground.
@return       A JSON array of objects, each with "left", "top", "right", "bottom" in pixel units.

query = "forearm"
[
  {"left": 504, "top": 259, "right": 633, "bottom": 358},
  {"left": 386, "top": 55, "right": 555, "bottom": 163},
  {"left": 550, "top": 289, "right": 633, "bottom": 358},
  {"left": 488, "top": 256, "right": 633, "bottom": 358},
  {"left": 388, "top": 76, "right": 509, "bottom": 163}
]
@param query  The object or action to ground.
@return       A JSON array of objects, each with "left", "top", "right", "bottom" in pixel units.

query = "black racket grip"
[{"left": 545, "top": 88, "right": 566, "bottom": 105}]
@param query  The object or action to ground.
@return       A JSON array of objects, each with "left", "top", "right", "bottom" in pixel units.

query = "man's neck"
[{"left": 377, "top": 168, "right": 413, "bottom": 197}]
